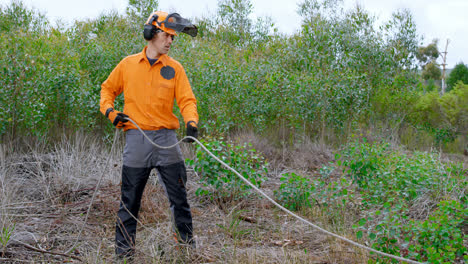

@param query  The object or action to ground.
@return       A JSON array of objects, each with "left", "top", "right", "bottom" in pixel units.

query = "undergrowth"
[
  {"left": 276, "top": 139, "right": 467, "bottom": 263},
  {"left": 186, "top": 138, "right": 268, "bottom": 204}
]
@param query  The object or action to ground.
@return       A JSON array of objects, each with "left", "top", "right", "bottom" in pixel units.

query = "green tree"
[
  {"left": 447, "top": 62, "right": 468, "bottom": 91},
  {"left": 383, "top": 9, "right": 420, "bottom": 70},
  {"left": 417, "top": 39, "right": 441, "bottom": 81},
  {"left": 0, "top": 0, "right": 47, "bottom": 33},
  {"left": 214, "top": 0, "right": 255, "bottom": 45},
  {"left": 217, "top": 0, "right": 253, "bottom": 34},
  {"left": 422, "top": 61, "right": 441, "bottom": 81},
  {"left": 126, "top": 0, "right": 158, "bottom": 23},
  {"left": 416, "top": 39, "right": 439, "bottom": 68}
]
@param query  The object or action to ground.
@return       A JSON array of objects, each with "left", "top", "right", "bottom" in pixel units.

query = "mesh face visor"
[{"left": 160, "top": 13, "right": 198, "bottom": 37}]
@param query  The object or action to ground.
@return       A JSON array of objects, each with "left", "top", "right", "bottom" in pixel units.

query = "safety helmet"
[{"left": 143, "top": 11, "right": 198, "bottom": 40}]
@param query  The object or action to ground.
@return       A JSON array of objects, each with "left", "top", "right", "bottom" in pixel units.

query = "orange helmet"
[
  {"left": 145, "top": 11, "right": 177, "bottom": 36},
  {"left": 143, "top": 11, "right": 198, "bottom": 40}
]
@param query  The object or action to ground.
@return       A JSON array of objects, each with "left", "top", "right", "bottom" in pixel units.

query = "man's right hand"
[{"left": 106, "top": 108, "right": 129, "bottom": 128}]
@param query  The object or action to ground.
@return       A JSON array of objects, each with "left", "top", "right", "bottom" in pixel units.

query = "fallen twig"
[
  {"left": 12, "top": 239, "right": 82, "bottom": 262},
  {"left": 238, "top": 215, "right": 257, "bottom": 223}
]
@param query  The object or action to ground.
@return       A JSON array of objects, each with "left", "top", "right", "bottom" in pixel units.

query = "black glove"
[
  {"left": 184, "top": 121, "right": 198, "bottom": 143},
  {"left": 106, "top": 108, "right": 129, "bottom": 128}
]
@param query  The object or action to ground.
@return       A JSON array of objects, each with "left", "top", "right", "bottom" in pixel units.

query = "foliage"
[
  {"left": 273, "top": 140, "right": 466, "bottom": 262},
  {"left": 217, "top": 0, "right": 253, "bottom": 34},
  {"left": 410, "top": 82, "right": 468, "bottom": 150},
  {"left": 381, "top": 8, "right": 420, "bottom": 70},
  {"left": 126, "top": 0, "right": 159, "bottom": 23},
  {"left": 1, "top": 0, "right": 440, "bottom": 151},
  {"left": 274, "top": 172, "right": 312, "bottom": 211},
  {"left": 3, "top": 0, "right": 466, "bottom": 156},
  {"left": 422, "top": 62, "right": 441, "bottom": 81},
  {"left": 0, "top": 224, "right": 15, "bottom": 253},
  {"left": 337, "top": 141, "right": 467, "bottom": 263},
  {"left": 0, "top": 2, "right": 82, "bottom": 140},
  {"left": 0, "top": 0, "right": 48, "bottom": 32},
  {"left": 187, "top": 138, "right": 268, "bottom": 202},
  {"left": 424, "top": 78, "right": 438, "bottom": 92},
  {"left": 447, "top": 62, "right": 468, "bottom": 91},
  {"left": 355, "top": 200, "right": 467, "bottom": 263},
  {"left": 200, "top": 0, "right": 274, "bottom": 47},
  {"left": 0, "top": 1, "right": 147, "bottom": 143},
  {"left": 404, "top": 200, "right": 467, "bottom": 263},
  {"left": 416, "top": 39, "right": 439, "bottom": 69},
  {"left": 312, "top": 166, "right": 358, "bottom": 226},
  {"left": 416, "top": 39, "right": 442, "bottom": 91},
  {"left": 339, "top": 141, "right": 465, "bottom": 206}
]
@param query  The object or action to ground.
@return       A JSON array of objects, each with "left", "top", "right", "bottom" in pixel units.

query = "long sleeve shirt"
[{"left": 100, "top": 46, "right": 198, "bottom": 131}]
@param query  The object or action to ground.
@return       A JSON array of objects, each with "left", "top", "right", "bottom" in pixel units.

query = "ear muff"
[
  {"left": 143, "top": 24, "right": 156, "bottom": 40},
  {"left": 143, "top": 14, "right": 160, "bottom": 40}
]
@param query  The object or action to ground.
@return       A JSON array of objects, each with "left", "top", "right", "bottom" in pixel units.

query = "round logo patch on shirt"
[{"left": 160, "top": 66, "right": 175, "bottom": 80}]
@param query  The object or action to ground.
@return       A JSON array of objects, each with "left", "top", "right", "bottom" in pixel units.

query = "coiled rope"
[{"left": 68, "top": 117, "right": 423, "bottom": 264}]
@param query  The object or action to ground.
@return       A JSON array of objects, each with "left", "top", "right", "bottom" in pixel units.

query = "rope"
[
  {"left": 125, "top": 118, "right": 423, "bottom": 264},
  {"left": 63, "top": 117, "right": 422, "bottom": 263}
]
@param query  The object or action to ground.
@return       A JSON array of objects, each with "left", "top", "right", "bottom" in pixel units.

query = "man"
[{"left": 99, "top": 11, "right": 199, "bottom": 258}]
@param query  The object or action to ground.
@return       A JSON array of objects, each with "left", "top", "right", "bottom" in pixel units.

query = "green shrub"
[
  {"left": 339, "top": 139, "right": 389, "bottom": 189},
  {"left": 406, "top": 200, "right": 467, "bottom": 263},
  {"left": 274, "top": 172, "right": 312, "bottom": 211},
  {"left": 447, "top": 62, "right": 468, "bottom": 91},
  {"left": 410, "top": 83, "right": 468, "bottom": 151},
  {"left": 339, "top": 141, "right": 467, "bottom": 263},
  {"left": 187, "top": 138, "right": 268, "bottom": 202}
]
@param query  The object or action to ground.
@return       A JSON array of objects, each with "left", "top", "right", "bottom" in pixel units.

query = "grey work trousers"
[{"left": 115, "top": 129, "right": 193, "bottom": 255}]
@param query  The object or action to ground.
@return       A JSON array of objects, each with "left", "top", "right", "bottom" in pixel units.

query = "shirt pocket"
[{"left": 156, "top": 80, "right": 175, "bottom": 100}]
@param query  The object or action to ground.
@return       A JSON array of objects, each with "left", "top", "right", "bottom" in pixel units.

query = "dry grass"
[{"left": 0, "top": 131, "right": 384, "bottom": 263}]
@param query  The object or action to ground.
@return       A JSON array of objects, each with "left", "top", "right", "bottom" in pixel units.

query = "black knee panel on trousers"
[
  {"left": 115, "top": 166, "right": 151, "bottom": 254},
  {"left": 157, "top": 161, "right": 193, "bottom": 242}
]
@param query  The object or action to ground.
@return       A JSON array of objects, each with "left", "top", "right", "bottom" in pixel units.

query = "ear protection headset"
[{"left": 143, "top": 14, "right": 161, "bottom": 40}]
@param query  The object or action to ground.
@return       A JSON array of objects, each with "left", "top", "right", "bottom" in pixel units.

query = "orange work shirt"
[{"left": 100, "top": 46, "right": 198, "bottom": 131}]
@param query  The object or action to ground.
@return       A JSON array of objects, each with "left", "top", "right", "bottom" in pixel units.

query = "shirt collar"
[{"left": 139, "top": 46, "right": 168, "bottom": 67}]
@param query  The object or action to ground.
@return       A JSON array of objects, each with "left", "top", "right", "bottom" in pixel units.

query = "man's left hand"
[{"left": 184, "top": 121, "right": 198, "bottom": 143}]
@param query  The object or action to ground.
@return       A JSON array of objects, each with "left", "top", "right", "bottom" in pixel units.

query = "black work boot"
[
  {"left": 115, "top": 248, "right": 135, "bottom": 263},
  {"left": 173, "top": 231, "right": 196, "bottom": 249}
]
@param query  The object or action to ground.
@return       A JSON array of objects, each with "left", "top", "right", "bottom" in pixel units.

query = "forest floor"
[{"left": 0, "top": 131, "right": 466, "bottom": 263}]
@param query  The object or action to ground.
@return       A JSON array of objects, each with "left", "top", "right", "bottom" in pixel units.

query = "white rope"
[{"left": 125, "top": 117, "right": 423, "bottom": 264}]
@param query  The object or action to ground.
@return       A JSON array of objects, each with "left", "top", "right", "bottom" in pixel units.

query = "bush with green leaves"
[
  {"left": 274, "top": 172, "right": 312, "bottom": 211},
  {"left": 311, "top": 167, "right": 359, "bottom": 227},
  {"left": 272, "top": 140, "right": 467, "bottom": 262},
  {"left": 338, "top": 140, "right": 466, "bottom": 206},
  {"left": 409, "top": 82, "right": 468, "bottom": 151},
  {"left": 354, "top": 200, "right": 467, "bottom": 263},
  {"left": 0, "top": 1, "right": 145, "bottom": 142},
  {"left": 186, "top": 138, "right": 268, "bottom": 202},
  {"left": 406, "top": 200, "right": 467, "bottom": 263},
  {"left": 447, "top": 62, "right": 468, "bottom": 91},
  {"left": 338, "top": 141, "right": 467, "bottom": 263},
  {"left": 0, "top": 1, "right": 80, "bottom": 140}
]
